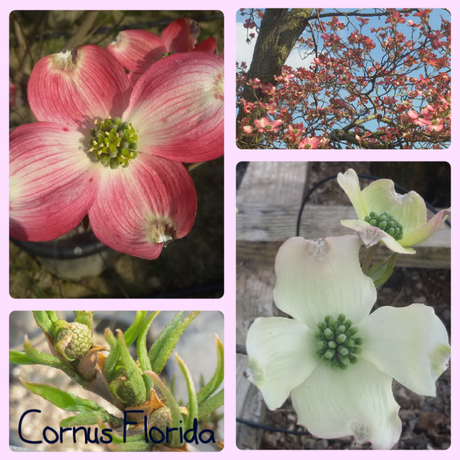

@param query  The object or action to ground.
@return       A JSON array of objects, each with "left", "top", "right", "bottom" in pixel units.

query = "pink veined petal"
[
  {"left": 10, "top": 123, "right": 100, "bottom": 241},
  {"left": 88, "top": 154, "right": 197, "bottom": 260},
  {"left": 123, "top": 52, "right": 224, "bottom": 163},
  {"left": 127, "top": 71, "right": 143, "bottom": 87},
  {"left": 28, "top": 45, "right": 132, "bottom": 130},
  {"left": 162, "top": 18, "right": 199, "bottom": 53},
  {"left": 107, "top": 30, "right": 167, "bottom": 74},
  {"left": 194, "top": 36, "right": 217, "bottom": 53}
]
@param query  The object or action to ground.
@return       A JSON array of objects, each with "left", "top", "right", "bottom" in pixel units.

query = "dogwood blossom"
[
  {"left": 337, "top": 169, "right": 450, "bottom": 254},
  {"left": 108, "top": 18, "right": 216, "bottom": 85},
  {"left": 245, "top": 235, "right": 450, "bottom": 449},
  {"left": 10, "top": 45, "right": 224, "bottom": 259}
]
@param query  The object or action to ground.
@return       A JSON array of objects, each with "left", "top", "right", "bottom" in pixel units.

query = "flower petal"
[
  {"left": 340, "top": 219, "right": 416, "bottom": 254},
  {"left": 122, "top": 52, "right": 224, "bottom": 162},
  {"left": 399, "top": 208, "right": 450, "bottom": 247},
  {"left": 10, "top": 123, "right": 99, "bottom": 241},
  {"left": 28, "top": 45, "right": 132, "bottom": 129},
  {"left": 245, "top": 317, "right": 319, "bottom": 410},
  {"left": 337, "top": 169, "right": 368, "bottom": 219},
  {"left": 291, "top": 360, "right": 401, "bottom": 449},
  {"left": 107, "top": 30, "right": 166, "bottom": 74},
  {"left": 162, "top": 18, "right": 199, "bottom": 53},
  {"left": 88, "top": 154, "right": 196, "bottom": 259},
  {"left": 361, "top": 179, "right": 426, "bottom": 233},
  {"left": 194, "top": 36, "right": 217, "bottom": 53},
  {"left": 273, "top": 236, "right": 376, "bottom": 329},
  {"left": 359, "top": 304, "right": 450, "bottom": 396}
]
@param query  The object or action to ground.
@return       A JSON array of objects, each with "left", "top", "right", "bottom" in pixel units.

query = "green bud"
[{"left": 55, "top": 322, "right": 93, "bottom": 360}]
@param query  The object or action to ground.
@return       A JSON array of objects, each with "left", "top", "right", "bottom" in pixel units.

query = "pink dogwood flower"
[
  {"left": 108, "top": 18, "right": 216, "bottom": 85},
  {"left": 299, "top": 136, "right": 321, "bottom": 149},
  {"left": 10, "top": 45, "right": 224, "bottom": 260}
]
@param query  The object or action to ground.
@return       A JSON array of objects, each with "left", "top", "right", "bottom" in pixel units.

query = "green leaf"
[
  {"left": 195, "top": 335, "right": 224, "bottom": 405},
  {"left": 197, "top": 389, "right": 224, "bottom": 420},
  {"left": 366, "top": 253, "right": 398, "bottom": 288},
  {"left": 9, "top": 350, "right": 35, "bottom": 365},
  {"left": 150, "top": 312, "right": 200, "bottom": 375},
  {"left": 104, "top": 312, "right": 147, "bottom": 382},
  {"left": 33, "top": 311, "right": 55, "bottom": 336},
  {"left": 117, "top": 330, "right": 146, "bottom": 405},
  {"left": 104, "top": 328, "right": 120, "bottom": 382},
  {"left": 74, "top": 311, "right": 93, "bottom": 329},
  {"left": 60, "top": 411, "right": 123, "bottom": 428},
  {"left": 144, "top": 370, "right": 183, "bottom": 447},
  {"left": 22, "top": 336, "right": 87, "bottom": 386},
  {"left": 22, "top": 379, "right": 103, "bottom": 412},
  {"left": 148, "top": 312, "right": 183, "bottom": 366},
  {"left": 175, "top": 353, "right": 197, "bottom": 432},
  {"left": 124, "top": 311, "right": 147, "bottom": 347},
  {"left": 137, "top": 312, "right": 159, "bottom": 394}
]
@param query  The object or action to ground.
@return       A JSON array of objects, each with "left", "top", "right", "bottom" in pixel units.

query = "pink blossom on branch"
[{"left": 10, "top": 45, "right": 224, "bottom": 260}]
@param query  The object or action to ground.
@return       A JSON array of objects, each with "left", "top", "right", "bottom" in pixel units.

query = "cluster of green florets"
[
  {"left": 89, "top": 116, "right": 138, "bottom": 169},
  {"left": 315, "top": 314, "right": 363, "bottom": 370},
  {"left": 364, "top": 211, "right": 404, "bottom": 240}
]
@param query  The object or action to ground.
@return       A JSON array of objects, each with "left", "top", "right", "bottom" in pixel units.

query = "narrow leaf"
[
  {"left": 33, "top": 311, "right": 55, "bottom": 336},
  {"left": 117, "top": 330, "right": 146, "bottom": 405},
  {"left": 10, "top": 350, "right": 35, "bottom": 365},
  {"left": 366, "top": 253, "right": 398, "bottom": 288},
  {"left": 22, "top": 379, "right": 104, "bottom": 412},
  {"left": 60, "top": 411, "right": 123, "bottom": 428},
  {"left": 144, "top": 370, "right": 183, "bottom": 447},
  {"left": 22, "top": 337, "right": 87, "bottom": 386},
  {"left": 74, "top": 311, "right": 93, "bottom": 329},
  {"left": 197, "top": 389, "right": 224, "bottom": 420},
  {"left": 148, "top": 312, "right": 183, "bottom": 365},
  {"left": 124, "top": 311, "right": 147, "bottom": 347},
  {"left": 196, "top": 334, "right": 224, "bottom": 405},
  {"left": 104, "top": 328, "right": 120, "bottom": 382},
  {"left": 137, "top": 311, "right": 159, "bottom": 394},
  {"left": 150, "top": 312, "right": 200, "bottom": 375},
  {"left": 175, "top": 353, "right": 197, "bottom": 432}
]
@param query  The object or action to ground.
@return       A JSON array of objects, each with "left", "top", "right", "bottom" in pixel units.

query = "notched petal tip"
[
  {"left": 49, "top": 48, "right": 79, "bottom": 71},
  {"left": 145, "top": 215, "right": 177, "bottom": 247},
  {"left": 431, "top": 343, "right": 451, "bottom": 379},
  {"left": 244, "top": 358, "right": 263, "bottom": 386}
]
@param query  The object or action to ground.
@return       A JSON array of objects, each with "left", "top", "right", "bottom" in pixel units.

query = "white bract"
[
  {"left": 337, "top": 169, "right": 450, "bottom": 254},
  {"left": 245, "top": 235, "right": 450, "bottom": 449}
]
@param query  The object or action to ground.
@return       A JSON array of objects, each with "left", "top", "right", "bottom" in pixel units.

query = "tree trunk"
[{"left": 237, "top": 8, "right": 313, "bottom": 148}]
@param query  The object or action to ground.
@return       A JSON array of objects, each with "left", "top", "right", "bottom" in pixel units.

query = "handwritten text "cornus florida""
[{"left": 18, "top": 409, "right": 216, "bottom": 445}]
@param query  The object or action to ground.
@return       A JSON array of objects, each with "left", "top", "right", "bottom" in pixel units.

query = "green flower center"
[
  {"left": 89, "top": 116, "right": 138, "bottom": 169},
  {"left": 315, "top": 314, "right": 363, "bottom": 370},
  {"left": 364, "top": 211, "right": 404, "bottom": 240}
]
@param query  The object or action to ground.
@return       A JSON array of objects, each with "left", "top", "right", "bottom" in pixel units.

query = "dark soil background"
[{"left": 238, "top": 161, "right": 451, "bottom": 450}]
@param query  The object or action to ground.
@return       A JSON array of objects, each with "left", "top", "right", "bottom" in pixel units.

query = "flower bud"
[{"left": 55, "top": 321, "right": 93, "bottom": 360}]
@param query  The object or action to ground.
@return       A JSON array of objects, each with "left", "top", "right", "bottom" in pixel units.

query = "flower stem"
[
  {"left": 362, "top": 244, "right": 378, "bottom": 274},
  {"left": 187, "top": 162, "right": 205, "bottom": 172}
]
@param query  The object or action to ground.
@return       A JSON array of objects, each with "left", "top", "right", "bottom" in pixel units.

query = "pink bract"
[
  {"left": 108, "top": 18, "right": 217, "bottom": 84},
  {"left": 9, "top": 45, "right": 224, "bottom": 260}
]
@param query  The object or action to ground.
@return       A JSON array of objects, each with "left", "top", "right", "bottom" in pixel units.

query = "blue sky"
[{"left": 236, "top": 8, "right": 450, "bottom": 72}]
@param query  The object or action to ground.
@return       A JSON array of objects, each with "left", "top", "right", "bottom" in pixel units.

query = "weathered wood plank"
[
  {"left": 237, "top": 161, "right": 309, "bottom": 206},
  {"left": 237, "top": 203, "right": 451, "bottom": 269},
  {"left": 237, "top": 162, "right": 307, "bottom": 449}
]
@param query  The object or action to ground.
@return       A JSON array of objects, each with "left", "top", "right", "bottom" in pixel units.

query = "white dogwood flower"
[
  {"left": 337, "top": 169, "right": 450, "bottom": 254},
  {"left": 245, "top": 235, "right": 450, "bottom": 449}
]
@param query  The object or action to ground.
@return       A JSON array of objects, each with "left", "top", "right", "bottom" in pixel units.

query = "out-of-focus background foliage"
[{"left": 9, "top": 11, "right": 224, "bottom": 299}]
